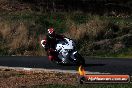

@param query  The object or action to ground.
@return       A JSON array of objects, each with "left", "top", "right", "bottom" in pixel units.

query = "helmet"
[
  {"left": 47, "top": 28, "right": 55, "bottom": 38},
  {"left": 48, "top": 28, "right": 55, "bottom": 34}
]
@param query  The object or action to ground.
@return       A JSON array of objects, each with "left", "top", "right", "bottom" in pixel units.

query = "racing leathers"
[{"left": 41, "top": 34, "right": 64, "bottom": 62}]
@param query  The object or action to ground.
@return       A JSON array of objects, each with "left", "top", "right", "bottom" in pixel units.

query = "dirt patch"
[{"left": 0, "top": 68, "right": 79, "bottom": 88}]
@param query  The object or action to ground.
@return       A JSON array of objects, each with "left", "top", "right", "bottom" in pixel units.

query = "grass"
[
  {"left": 103, "top": 48, "right": 132, "bottom": 58},
  {"left": 31, "top": 84, "right": 132, "bottom": 88},
  {"left": 0, "top": 12, "right": 132, "bottom": 57}
]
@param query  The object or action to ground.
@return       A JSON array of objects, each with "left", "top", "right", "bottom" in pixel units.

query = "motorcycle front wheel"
[{"left": 74, "top": 53, "right": 85, "bottom": 66}]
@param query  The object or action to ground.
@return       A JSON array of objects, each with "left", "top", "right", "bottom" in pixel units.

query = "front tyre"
[{"left": 74, "top": 53, "right": 85, "bottom": 66}]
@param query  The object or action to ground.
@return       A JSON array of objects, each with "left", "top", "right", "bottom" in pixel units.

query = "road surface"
[{"left": 0, "top": 56, "right": 132, "bottom": 75}]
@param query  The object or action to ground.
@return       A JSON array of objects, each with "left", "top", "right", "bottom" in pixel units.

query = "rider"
[{"left": 41, "top": 28, "right": 65, "bottom": 63}]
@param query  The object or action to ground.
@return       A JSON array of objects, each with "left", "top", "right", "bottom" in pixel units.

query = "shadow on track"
[
  {"left": 57, "top": 63, "right": 106, "bottom": 67},
  {"left": 84, "top": 64, "right": 106, "bottom": 67}
]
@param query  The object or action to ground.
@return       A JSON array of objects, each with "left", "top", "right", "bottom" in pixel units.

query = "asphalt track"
[{"left": 0, "top": 56, "right": 132, "bottom": 75}]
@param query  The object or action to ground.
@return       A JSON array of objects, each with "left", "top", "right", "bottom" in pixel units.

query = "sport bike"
[{"left": 41, "top": 37, "right": 85, "bottom": 65}]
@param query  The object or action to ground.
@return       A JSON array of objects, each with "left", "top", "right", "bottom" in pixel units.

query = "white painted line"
[{"left": 23, "top": 68, "right": 32, "bottom": 71}]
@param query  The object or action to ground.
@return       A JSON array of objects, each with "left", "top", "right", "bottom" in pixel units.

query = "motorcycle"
[{"left": 41, "top": 37, "right": 85, "bottom": 65}]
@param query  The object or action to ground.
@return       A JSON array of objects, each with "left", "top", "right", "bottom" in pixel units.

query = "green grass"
[
  {"left": 31, "top": 84, "right": 132, "bottom": 88},
  {"left": 0, "top": 12, "right": 68, "bottom": 33},
  {"left": 93, "top": 47, "right": 132, "bottom": 58},
  {"left": 0, "top": 12, "right": 132, "bottom": 57}
]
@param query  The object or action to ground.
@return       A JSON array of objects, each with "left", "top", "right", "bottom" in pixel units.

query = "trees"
[{"left": 17, "top": 0, "right": 132, "bottom": 14}]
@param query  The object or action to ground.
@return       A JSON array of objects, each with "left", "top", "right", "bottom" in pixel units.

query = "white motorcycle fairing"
[{"left": 56, "top": 38, "right": 77, "bottom": 63}]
